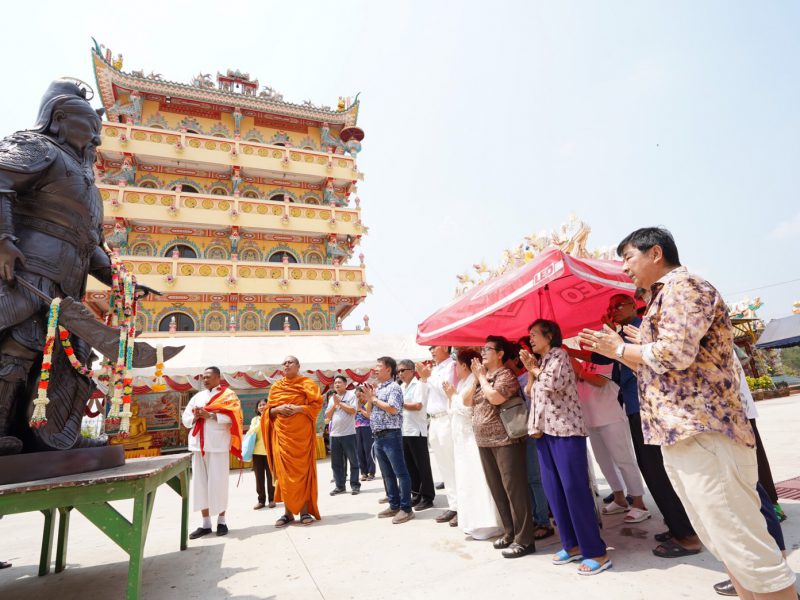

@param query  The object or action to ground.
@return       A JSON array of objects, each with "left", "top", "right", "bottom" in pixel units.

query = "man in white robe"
[
  {"left": 182, "top": 366, "right": 240, "bottom": 539},
  {"left": 417, "top": 346, "right": 459, "bottom": 525}
]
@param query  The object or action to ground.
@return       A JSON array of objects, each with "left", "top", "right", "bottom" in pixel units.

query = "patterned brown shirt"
[
  {"left": 638, "top": 267, "right": 754, "bottom": 447},
  {"left": 472, "top": 367, "right": 521, "bottom": 447},
  {"left": 528, "top": 347, "right": 586, "bottom": 437}
]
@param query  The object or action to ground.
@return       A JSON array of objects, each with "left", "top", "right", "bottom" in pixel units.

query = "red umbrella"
[{"left": 416, "top": 248, "right": 636, "bottom": 346}]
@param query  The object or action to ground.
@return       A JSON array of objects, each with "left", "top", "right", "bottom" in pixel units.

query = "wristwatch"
[{"left": 615, "top": 343, "right": 626, "bottom": 359}]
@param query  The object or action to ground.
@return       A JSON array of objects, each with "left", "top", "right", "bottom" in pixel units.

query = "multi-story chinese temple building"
[{"left": 88, "top": 41, "right": 370, "bottom": 336}]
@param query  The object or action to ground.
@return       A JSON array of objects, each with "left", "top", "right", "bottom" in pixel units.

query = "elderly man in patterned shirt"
[{"left": 581, "top": 227, "right": 796, "bottom": 600}]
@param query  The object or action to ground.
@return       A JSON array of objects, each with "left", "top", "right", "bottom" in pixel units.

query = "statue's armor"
[{"left": 0, "top": 131, "right": 104, "bottom": 299}]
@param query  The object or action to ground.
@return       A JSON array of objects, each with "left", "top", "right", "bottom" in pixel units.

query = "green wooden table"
[{"left": 0, "top": 453, "right": 191, "bottom": 600}]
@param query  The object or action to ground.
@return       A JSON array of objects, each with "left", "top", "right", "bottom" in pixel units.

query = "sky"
[{"left": 0, "top": 1, "right": 798, "bottom": 335}]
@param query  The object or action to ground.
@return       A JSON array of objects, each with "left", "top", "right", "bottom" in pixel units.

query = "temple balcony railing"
[
  {"left": 86, "top": 256, "right": 370, "bottom": 297},
  {"left": 99, "top": 123, "right": 363, "bottom": 183},
  {"left": 97, "top": 184, "right": 365, "bottom": 236}
]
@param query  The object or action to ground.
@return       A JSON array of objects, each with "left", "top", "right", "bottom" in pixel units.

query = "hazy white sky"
[{"left": 1, "top": 1, "right": 798, "bottom": 334}]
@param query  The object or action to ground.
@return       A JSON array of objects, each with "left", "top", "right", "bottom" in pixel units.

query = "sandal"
[
  {"left": 274, "top": 514, "right": 295, "bottom": 528},
  {"left": 623, "top": 508, "right": 652, "bottom": 523},
  {"left": 654, "top": 531, "right": 673, "bottom": 543},
  {"left": 652, "top": 539, "right": 701, "bottom": 558},
  {"left": 601, "top": 500, "right": 629, "bottom": 515},
  {"left": 552, "top": 549, "right": 584, "bottom": 565},
  {"left": 300, "top": 513, "right": 314, "bottom": 525},
  {"left": 534, "top": 526, "right": 555, "bottom": 540},
  {"left": 577, "top": 558, "right": 612, "bottom": 576}
]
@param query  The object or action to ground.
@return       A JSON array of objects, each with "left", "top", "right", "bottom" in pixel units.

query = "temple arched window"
[
  {"left": 270, "top": 193, "right": 293, "bottom": 203},
  {"left": 267, "top": 251, "right": 297, "bottom": 263},
  {"left": 210, "top": 186, "right": 227, "bottom": 195},
  {"left": 158, "top": 313, "right": 196, "bottom": 332},
  {"left": 268, "top": 313, "right": 300, "bottom": 331},
  {"left": 242, "top": 191, "right": 259, "bottom": 199},
  {"left": 165, "top": 244, "right": 197, "bottom": 259},
  {"left": 140, "top": 181, "right": 157, "bottom": 189},
  {"left": 173, "top": 184, "right": 199, "bottom": 194}
]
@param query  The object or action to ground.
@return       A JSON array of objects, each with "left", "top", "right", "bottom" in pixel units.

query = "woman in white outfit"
[
  {"left": 443, "top": 349, "right": 503, "bottom": 540},
  {"left": 572, "top": 359, "right": 650, "bottom": 523}
]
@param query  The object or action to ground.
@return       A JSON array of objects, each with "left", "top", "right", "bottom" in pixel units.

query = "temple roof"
[{"left": 91, "top": 41, "right": 359, "bottom": 127}]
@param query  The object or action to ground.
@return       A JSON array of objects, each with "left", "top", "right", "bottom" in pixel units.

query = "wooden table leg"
[
  {"left": 38, "top": 508, "right": 56, "bottom": 576},
  {"left": 55, "top": 506, "right": 73, "bottom": 573},
  {"left": 167, "top": 469, "right": 190, "bottom": 551},
  {"left": 126, "top": 489, "right": 156, "bottom": 600}
]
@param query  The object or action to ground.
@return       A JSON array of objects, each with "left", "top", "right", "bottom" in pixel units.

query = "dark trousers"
[
  {"left": 751, "top": 419, "right": 779, "bottom": 505},
  {"left": 758, "top": 482, "right": 785, "bottom": 551},
  {"left": 628, "top": 412, "right": 696, "bottom": 539},
  {"left": 478, "top": 442, "right": 535, "bottom": 546},
  {"left": 525, "top": 436, "right": 551, "bottom": 526},
  {"left": 538, "top": 434, "right": 606, "bottom": 558},
  {"left": 331, "top": 434, "right": 360, "bottom": 491},
  {"left": 355, "top": 426, "right": 376, "bottom": 476},
  {"left": 252, "top": 454, "right": 274, "bottom": 504},
  {"left": 374, "top": 429, "right": 412, "bottom": 512},
  {"left": 403, "top": 434, "right": 435, "bottom": 503}
]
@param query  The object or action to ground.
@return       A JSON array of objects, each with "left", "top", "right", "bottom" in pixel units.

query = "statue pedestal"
[{"left": 0, "top": 445, "right": 125, "bottom": 485}]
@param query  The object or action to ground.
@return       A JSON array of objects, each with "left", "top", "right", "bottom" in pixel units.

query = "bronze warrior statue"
[{"left": 0, "top": 79, "right": 174, "bottom": 456}]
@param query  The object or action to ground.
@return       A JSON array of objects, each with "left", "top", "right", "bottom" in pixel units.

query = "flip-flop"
[
  {"left": 534, "top": 526, "right": 555, "bottom": 540},
  {"left": 652, "top": 539, "right": 701, "bottom": 558},
  {"left": 274, "top": 514, "right": 295, "bottom": 528},
  {"left": 601, "top": 500, "right": 629, "bottom": 515},
  {"left": 0, "top": 561, "right": 11, "bottom": 569},
  {"left": 578, "top": 558, "right": 613, "bottom": 576},
  {"left": 300, "top": 513, "right": 314, "bottom": 525},
  {"left": 623, "top": 508, "right": 652, "bottom": 523},
  {"left": 552, "top": 549, "right": 584, "bottom": 565}
]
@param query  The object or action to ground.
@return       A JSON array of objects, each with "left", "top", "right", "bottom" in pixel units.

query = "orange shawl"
[
  {"left": 192, "top": 386, "right": 244, "bottom": 459},
  {"left": 262, "top": 376, "right": 323, "bottom": 518}
]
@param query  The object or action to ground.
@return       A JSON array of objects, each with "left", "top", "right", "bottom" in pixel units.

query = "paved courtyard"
[{"left": 1, "top": 394, "right": 798, "bottom": 599}]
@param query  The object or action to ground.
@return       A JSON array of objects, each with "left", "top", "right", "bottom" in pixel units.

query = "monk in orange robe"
[{"left": 263, "top": 355, "right": 323, "bottom": 526}]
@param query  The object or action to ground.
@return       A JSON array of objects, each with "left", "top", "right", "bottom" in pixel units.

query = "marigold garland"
[
  {"left": 59, "top": 327, "right": 95, "bottom": 378},
  {"left": 30, "top": 298, "right": 61, "bottom": 428},
  {"left": 152, "top": 344, "right": 167, "bottom": 392}
]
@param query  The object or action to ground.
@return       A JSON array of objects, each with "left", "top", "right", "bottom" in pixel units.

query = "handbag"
[
  {"left": 497, "top": 395, "right": 529, "bottom": 439},
  {"left": 241, "top": 428, "right": 257, "bottom": 462}
]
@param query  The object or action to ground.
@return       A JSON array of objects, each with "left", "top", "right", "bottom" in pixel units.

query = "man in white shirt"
[
  {"left": 417, "top": 346, "right": 459, "bottom": 525},
  {"left": 181, "top": 366, "right": 242, "bottom": 539},
  {"left": 398, "top": 359, "right": 435, "bottom": 511},
  {"left": 325, "top": 375, "right": 361, "bottom": 496}
]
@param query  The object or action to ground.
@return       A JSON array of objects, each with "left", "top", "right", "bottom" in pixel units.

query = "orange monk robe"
[
  {"left": 192, "top": 386, "right": 244, "bottom": 459},
  {"left": 262, "top": 376, "right": 323, "bottom": 518}
]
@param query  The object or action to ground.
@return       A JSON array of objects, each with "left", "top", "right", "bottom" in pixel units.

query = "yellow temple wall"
[
  {"left": 136, "top": 298, "right": 334, "bottom": 333},
  {"left": 139, "top": 100, "right": 324, "bottom": 149},
  {"left": 124, "top": 230, "right": 326, "bottom": 262},
  {"left": 130, "top": 171, "right": 324, "bottom": 204}
]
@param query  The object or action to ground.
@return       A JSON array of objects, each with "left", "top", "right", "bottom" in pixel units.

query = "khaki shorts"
[{"left": 662, "top": 432, "right": 796, "bottom": 593}]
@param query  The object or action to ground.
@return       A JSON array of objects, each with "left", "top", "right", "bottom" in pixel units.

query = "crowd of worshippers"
[{"left": 181, "top": 228, "right": 796, "bottom": 597}]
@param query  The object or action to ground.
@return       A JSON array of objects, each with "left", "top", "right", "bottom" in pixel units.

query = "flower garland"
[
  {"left": 30, "top": 298, "right": 61, "bottom": 428},
  {"left": 152, "top": 344, "right": 167, "bottom": 392},
  {"left": 59, "top": 327, "right": 95, "bottom": 378},
  {"left": 103, "top": 245, "right": 138, "bottom": 436}
]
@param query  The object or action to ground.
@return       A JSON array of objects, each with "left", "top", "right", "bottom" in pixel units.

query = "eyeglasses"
[
  {"left": 610, "top": 302, "right": 633, "bottom": 312},
  {"left": 480, "top": 346, "right": 497, "bottom": 354}
]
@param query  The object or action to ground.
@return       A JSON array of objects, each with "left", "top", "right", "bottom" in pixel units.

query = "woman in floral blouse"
[{"left": 523, "top": 319, "right": 610, "bottom": 575}]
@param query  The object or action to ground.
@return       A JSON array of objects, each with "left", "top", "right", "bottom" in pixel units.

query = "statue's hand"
[
  {"left": 135, "top": 284, "right": 162, "bottom": 298},
  {"left": 0, "top": 239, "right": 26, "bottom": 282}
]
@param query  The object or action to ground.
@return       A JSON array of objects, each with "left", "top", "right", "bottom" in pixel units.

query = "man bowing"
[{"left": 182, "top": 366, "right": 243, "bottom": 539}]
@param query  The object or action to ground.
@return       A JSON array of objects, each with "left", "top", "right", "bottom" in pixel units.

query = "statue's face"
[{"left": 54, "top": 108, "right": 102, "bottom": 155}]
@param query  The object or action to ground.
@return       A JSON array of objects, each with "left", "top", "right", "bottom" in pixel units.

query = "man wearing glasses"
[
  {"left": 398, "top": 359, "right": 436, "bottom": 511},
  {"left": 264, "top": 356, "right": 324, "bottom": 527}
]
